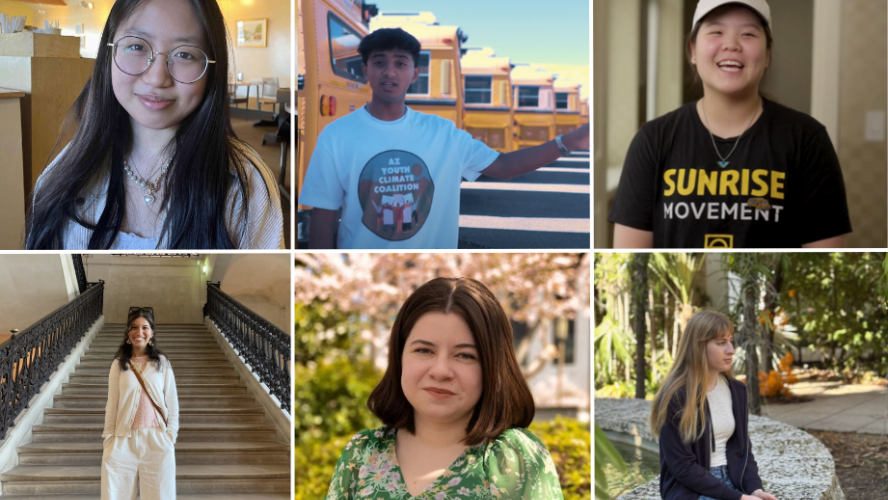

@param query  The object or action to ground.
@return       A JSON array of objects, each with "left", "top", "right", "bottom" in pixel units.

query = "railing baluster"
[
  {"left": 0, "top": 281, "right": 103, "bottom": 440},
  {"left": 204, "top": 282, "right": 290, "bottom": 413}
]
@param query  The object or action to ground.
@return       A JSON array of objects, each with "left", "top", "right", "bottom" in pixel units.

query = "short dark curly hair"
[{"left": 358, "top": 27, "right": 421, "bottom": 67}]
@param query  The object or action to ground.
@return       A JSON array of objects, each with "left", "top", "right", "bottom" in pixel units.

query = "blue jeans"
[{"left": 698, "top": 465, "right": 741, "bottom": 500}]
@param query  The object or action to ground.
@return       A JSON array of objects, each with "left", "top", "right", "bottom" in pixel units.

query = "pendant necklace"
[
  {"left": 701, "top": 97, "right": 760, "bottom": 169},
  {"left": 124, "top": 156, "right": 171, "bottom": 205}
]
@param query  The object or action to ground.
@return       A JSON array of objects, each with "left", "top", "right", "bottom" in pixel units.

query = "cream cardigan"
[{"left": 102, "top": 355, "right": 179, "bottom": 443}]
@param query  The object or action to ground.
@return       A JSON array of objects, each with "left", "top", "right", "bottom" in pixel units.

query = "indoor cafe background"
[
  {"left": 0, "top": 0, "right": 292, "bottom": 249},
  {"left": 593, "top": 0, "right": 888, "bottom": 249}
]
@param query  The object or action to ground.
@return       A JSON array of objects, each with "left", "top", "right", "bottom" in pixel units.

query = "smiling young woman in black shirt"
[{"left": 609, "top": 0, "right": 851, "bottom": 249}]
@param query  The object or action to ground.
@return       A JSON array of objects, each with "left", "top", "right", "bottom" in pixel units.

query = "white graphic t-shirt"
[{"left": 300, "top": 106, "right": 500, "bottom": 249}]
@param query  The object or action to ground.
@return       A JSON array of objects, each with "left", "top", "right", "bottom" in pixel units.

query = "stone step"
[
  {"left": 78, "top": 354, "right": 228, "bottom": 363},
  {"left": 53, "top": 395, "right": 254, "bottom": 409},
  {"left": 17, "top": 441, "right": 289, "bottom": 466},
  {"left": 43, "top": 408, "right": 267, "bottom": 424},
  {"left": 68, "top": 374, "right": 242, "bottom": 385},
  {"left": 1, "top": 494, "right": 289, "bottom": 500},
  {"left": 76, "top": 359, "right": 233, "bottom": 370},
  {"left": 85, "top": 345, "right": 223, "bottom": 353},
  {"left": 31, "top": 423, "right": 277, "bottom": 443},
  {"left": 0, "top": 464, "right": 290, "bottom": 495},
  {"left": 61, "top": 384, "right": 247, "bottom": 397},
  {"left": 73, "top": 366, "right": 236, "bottom": 377},
  {"left": 89, "top": 339, "right": 218, "bottom": 347}
]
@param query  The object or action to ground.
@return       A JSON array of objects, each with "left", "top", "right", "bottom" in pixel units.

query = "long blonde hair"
[{"left": 650, "top": 311, "right": 735, "bottom": 443}]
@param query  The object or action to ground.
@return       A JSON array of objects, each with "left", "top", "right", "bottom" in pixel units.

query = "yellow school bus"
[
  {"left": 461, "top": 47, "right": 514, "bottom": 153},
  {"left": 511, "top": 65, "right": 556, "bottom": 149},
  {"left": 554, "top": 80, "right": 583, "bottom": 136},
  {"left": 371, "top": 13, "right": 466, "bottom": 129},
  {"left": 297, "top": 0, "right": 377, "bottom": 211}
]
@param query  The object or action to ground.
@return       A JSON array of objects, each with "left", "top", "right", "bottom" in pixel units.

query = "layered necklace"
[
  {"left": 124, "top": 156, "right": 171, "bottom": 205},
  {"left": 701, "top": 97, "right": 760, "bottom": 169}
]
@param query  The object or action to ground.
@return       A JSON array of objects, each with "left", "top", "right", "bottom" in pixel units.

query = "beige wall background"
[
  {"left": 209, "top": 254, "right": 290, "bottom": 332},
  {"left": 838, "top": 0, "right": 887, "bottom": 248},
  {"left": 0, "top": 255, "right": 72, "bottom": 342},
  {"left": 79, "top": 254, "right": 288, "bottom": 330},
  {"left": 219, "top": 0, "right": 290, "bottom": 94},
  {"left": 84, "top": 255, "right": 207, "bottom": 324},
  {"left": 14, "top": 0, "right": 289, "bottom": 88}
]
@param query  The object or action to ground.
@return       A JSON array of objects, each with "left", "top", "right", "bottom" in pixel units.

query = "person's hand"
[
  {"left": 751, "top": 489, "right": 778, "bottom": 500},
  {"left": 562, "top": 122, "right": 590, "bottom": 151}
]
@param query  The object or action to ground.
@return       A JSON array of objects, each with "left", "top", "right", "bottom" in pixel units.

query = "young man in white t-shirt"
[{"left": 300, "top": 28, "right": 589, "bottom": 249}]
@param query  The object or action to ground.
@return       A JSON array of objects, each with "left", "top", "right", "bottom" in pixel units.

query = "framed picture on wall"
[{"left": 236, "top": 19, "right": 267, "bottom": 48}]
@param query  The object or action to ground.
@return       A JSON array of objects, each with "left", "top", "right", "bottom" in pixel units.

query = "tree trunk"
[
  {"left": 631, "top": 254, "right": 649, "bottom": 399},
  {"left": 662, "top": 291, "right": 670, "bottom": 357},
  {"left": 761, "top": 256, "right": 784, "bottom": 369},
  {"left": 649, "top": 288, "right": 658, "bottom": 383},
  {"left": 743, "top": 278, "right": 763, "bottom": 416}
]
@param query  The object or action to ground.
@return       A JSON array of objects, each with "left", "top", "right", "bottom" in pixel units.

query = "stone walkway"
[{"left": 761, "top": 381, "right": 888, "bottom": 434}]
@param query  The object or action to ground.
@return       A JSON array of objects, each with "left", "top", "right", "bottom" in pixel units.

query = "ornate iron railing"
[
  {"left": 205, "top": 282, "right": 290, "bottom": 413},
  {"left": 72, "top": 254, "right": 88, "bottom": 294},
  {"left": 0, "top": 281, "right": 104, "bottom": 440}
]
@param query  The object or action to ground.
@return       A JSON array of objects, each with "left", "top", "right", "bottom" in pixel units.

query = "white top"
[
  {"left": 33, "top": 145, "right": 284, "bottom": 249},
  {"left": 299, "top": 106, "right": 500, "bottom": 249},
  {"left": 708, "top": 373, "right": 736, "bottom": 468},
  {"left": 102, "top": 355, "right": 179, "bottom": 443}
]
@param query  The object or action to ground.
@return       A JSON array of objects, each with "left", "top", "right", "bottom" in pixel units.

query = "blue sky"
[{"left": 371, "top": 0, "right": 590, "bottom": 67}]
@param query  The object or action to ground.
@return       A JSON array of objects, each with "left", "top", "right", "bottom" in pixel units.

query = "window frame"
[
  {"left": 555, "top": 92, "right": 570, "bottom": 110},
  {"left": 327, "top": 11, "right": 367, "bottom": 84},
  {"left": 516, "top": 85, "right": 540, "bottom": 108},
  {"left": 464, "top": 75, "right": 493, "bottom": 104},
  {"left": 405, "top": 50, "right": 431, "bottom": 96}
]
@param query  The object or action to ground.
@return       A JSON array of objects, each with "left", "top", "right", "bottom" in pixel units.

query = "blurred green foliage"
[
  {"left": 295, "top": 299, "right": 592, "bottom": 499},
  {"left": 529, "top": 416, "right": 592, "bottom": 500}
]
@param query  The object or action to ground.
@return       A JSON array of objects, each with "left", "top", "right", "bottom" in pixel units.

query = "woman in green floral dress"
[{"left": 326, "top": 277, "right": 564, "bottom": 500}]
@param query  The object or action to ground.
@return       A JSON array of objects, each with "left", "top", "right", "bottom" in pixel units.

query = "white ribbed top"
[{"left": 708, "top": 373, "right": 736, "bottom": 467}]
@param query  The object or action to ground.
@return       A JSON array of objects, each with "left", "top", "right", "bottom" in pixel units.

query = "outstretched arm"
[{"left": 481, "top": 123, "right": 589, "bottom": 181}]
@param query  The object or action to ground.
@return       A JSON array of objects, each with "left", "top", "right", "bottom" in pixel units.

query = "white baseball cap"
[{"left": 692, "top": 0, "right": 772, "bottom": 31}]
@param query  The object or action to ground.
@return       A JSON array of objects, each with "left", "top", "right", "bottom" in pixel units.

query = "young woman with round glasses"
[
  {"left": 609, "top": 0, "right": 851, "bottom": 249},
  {"left": 26, "top": 0, "right": 284, "bottom": 249},
  {"left": 326, "top": 278, "right": 564, "bottom": 499}
]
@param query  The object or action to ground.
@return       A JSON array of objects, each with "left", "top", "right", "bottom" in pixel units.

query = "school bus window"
[
  {"left": 406, "top": 51, "right": 431, "bottom": 95},
  {"left": 555, "top": 92, "right": 569, "bottom": 110},
  {"left": 328, "top": 13, "right": 367, "bottom": 83},
  {"left": 465, "top": 76, "right": 493, "bottom": 104},
  {"left": 517, "top": 86, "right": 540, "bottom": 107}
]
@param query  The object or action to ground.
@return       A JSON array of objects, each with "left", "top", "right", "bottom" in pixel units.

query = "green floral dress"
[{"left": 325, "top": 426, "right": 564, "bottom": 500}]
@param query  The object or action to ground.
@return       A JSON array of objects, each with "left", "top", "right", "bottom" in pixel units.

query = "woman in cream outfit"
[{"left": 101, "top": 307, "right": 179, "bottom": 499}]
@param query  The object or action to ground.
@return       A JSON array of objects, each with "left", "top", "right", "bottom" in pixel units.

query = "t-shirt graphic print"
[
  {"left": 298, "top": 106, "right": 500, "bottom": 249},
  {"left": 608, "top": 98, "right": 851, "bottom": 248},
  {"left": 358, "top": 150, "right": 435, "bottom": 241}
]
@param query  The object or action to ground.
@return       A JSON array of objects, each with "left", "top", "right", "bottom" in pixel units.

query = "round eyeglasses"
[{"left": 107, "top": 36, "right": 215, "bottom": 84}]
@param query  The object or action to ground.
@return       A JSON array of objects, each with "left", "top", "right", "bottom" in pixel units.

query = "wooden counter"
[{"left": 0, "top": 88, "right": 26, "bottom": 249}]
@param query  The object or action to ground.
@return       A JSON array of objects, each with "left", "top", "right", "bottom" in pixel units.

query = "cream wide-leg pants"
[{"left": 100, "top": 428, "right": 176, "bottom": 500}]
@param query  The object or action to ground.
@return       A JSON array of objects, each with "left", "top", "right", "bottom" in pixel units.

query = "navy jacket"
[{"left": 658, "top": 377, "right": 764, "bottom": 500}]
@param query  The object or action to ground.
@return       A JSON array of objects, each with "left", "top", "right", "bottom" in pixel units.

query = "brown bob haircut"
[{"left": 367, "top": 277, "right": 535, "bottom": 446}]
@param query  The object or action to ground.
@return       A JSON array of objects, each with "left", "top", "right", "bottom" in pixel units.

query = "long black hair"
[
  {"left": 116, "top": 307, "right": 165, "bottom": 371},
  {"left": 26, "top": 0, "right": 269, "bottom": 249}
]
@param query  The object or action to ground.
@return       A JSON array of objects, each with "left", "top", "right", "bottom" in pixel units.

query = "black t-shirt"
[{"left": 608, "top": 98, "right": 852, "bottom": 248}]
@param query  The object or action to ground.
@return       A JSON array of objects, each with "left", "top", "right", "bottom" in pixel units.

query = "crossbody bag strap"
[{"left": 127, "top": 359, "right": 169, "bottom": 426}]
